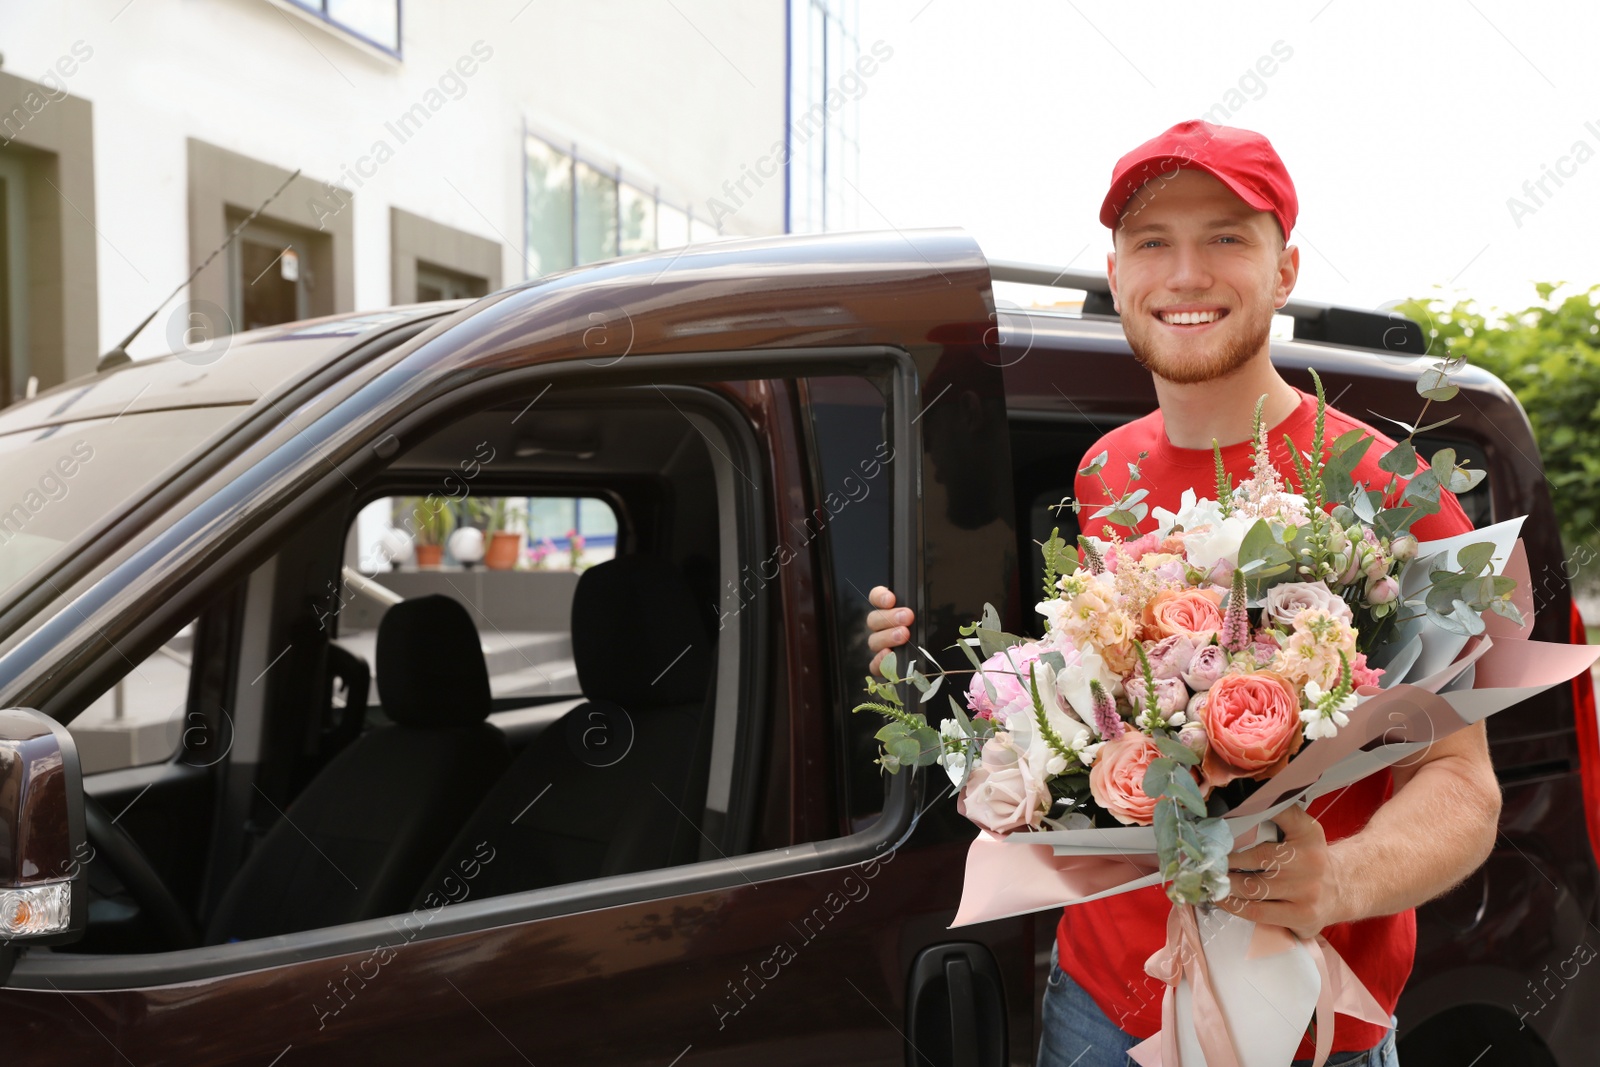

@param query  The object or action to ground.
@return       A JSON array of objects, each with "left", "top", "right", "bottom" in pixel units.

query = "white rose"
[{"left": 1183, "top": 515, "right": 1253, "bottom": 572}]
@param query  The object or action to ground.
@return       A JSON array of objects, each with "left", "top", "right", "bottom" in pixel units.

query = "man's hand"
[
  {"left": 866, "top": 585, "right": 915, "bottom": 678},
  {"left": 1216, "top": 804, "right": 1344, "bottom": 941},
  {"left": 1216, "top": 717, "right": 1501, "bottom": 941}
]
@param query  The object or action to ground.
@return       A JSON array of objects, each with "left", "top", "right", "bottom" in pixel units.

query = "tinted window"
[
  {"left": 803, "top": 375, "right": 893, "bottom": 827},
  {"left": 340, "top": 494, "right": 621, "bottom": 701}
]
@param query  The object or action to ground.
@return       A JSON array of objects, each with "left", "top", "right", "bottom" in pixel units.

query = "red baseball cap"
[{"left": 1099, "top": 119, "right": 1297, "bottom": 244}]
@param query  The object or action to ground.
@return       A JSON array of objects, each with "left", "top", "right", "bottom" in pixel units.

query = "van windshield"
[{"left": 0, "top": 406, "right": 242, "bottom": 599}]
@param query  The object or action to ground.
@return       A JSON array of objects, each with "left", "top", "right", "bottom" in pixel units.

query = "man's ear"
[
  {"left": 1274, "top": 242, "right": 1300, "bottom": 309},
  {"left": 1106, "top": 248, "right": 1119, "bottom": 314}
]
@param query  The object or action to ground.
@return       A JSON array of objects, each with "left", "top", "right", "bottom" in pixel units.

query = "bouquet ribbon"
[{"left": 1128, "top": 904, "right": 1389, "bottom": 1067}]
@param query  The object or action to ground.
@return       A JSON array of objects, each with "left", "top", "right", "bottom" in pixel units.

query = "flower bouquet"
[{"left": 854, "top": 367, "right": 1600, "bottom": 1067}]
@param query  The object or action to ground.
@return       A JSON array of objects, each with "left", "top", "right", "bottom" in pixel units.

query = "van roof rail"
[{"left": 988, "top": 260, "right": 1426, "bottom": 356}]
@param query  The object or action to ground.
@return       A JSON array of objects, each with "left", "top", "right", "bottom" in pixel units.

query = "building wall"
[{"left": 0, "top": 0, "right": 787, "bottom": 362}]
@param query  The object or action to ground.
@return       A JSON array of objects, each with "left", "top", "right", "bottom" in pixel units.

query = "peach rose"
[
  {"left": 1143, "top": 587, "right": 1225, "bottom": 643},
  {"left": 1199, "top": 670, "right": 1305, "bottom": 789},
  {"left": 1088, "top": 732, "right": 1168, "bottom": 826}
]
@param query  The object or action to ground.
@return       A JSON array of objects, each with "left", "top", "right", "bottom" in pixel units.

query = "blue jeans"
[{"left": 1037, "top": 939, "right": 1400, "bottom": 1067}]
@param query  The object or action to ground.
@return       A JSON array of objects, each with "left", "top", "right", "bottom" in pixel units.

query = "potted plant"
[
  {"left": 399, "top": 495, "right": 454, "bottom": 569},
  {"left": 566, "top": 528, "right": 586, "bottom": 572},
  {"left": 482, "top": 498, "right": 525, "bottom": 571}
]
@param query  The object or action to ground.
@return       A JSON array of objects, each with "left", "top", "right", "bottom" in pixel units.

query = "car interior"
[{"left": 52, "top": 381, "right": 765, "bottom": 956}]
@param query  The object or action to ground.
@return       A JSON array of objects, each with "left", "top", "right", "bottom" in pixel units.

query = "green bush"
[{"left": 1395, "top": 282, "right": 1600, "bottom": 569}]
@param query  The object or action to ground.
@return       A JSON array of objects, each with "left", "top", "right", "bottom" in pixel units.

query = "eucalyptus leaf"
[
  {"left": 1079, "top": 450, "right": 1109, "bottom": 477},
  {"left": 1450, "top": 598, "right": 1487, "bottom": 636},
  {"left": 1152, "top": 734, "right": 1201, "bottom": 766},
  {"left": 947, "top": 694, "right": 975, "bottom": 734},
  {"left": 1330, "top": 428, "right": 1369, "bottom": 453},
  {"left": 1378, "top": 440, "right": 1418, "bottom": 477},
  {"left": 1412, "top": 414, "right": 1461, "bottom": 435},
  {"left": 1417, "top": 365, "right": 1460, "bottom": 401},
  {"left": 1322, "top": 435, "right": 1375, "bottom": 504},
  {"left": 919, "top": 671, "right": 944, "bottom": 703},
  {"left": 876, "top": 721, "right": 911, "bottom": 744},
  {"left": 880, "top": 648, "right": 898, "bottom": 683},
  {"left": 1142, "top": 758, "right": 1176, "bottom": 800},
  {"left": 1402, "top": 467, "right": 1442, "bottom": 505},
  {"left": 1448, "top": 466, "right": 1487, "bottom": 493},
  {"left": 1153, "top": 797, "right": 1179, "bottom": 860},
  {"left": 1165, "top": 770, "right": 1208, "bottom": 817},
  {"left": 1455, "top": 541, "right": 1496, "bottom": 577},
  {"left": 1488, "top": 598, "right": 1526, "bottom": 627},
  {"left": 910, "top": 726, "right": 943, "bottom": 764},
  {"left": 886, "top": 736, "right": 923, "bottom": 766}
]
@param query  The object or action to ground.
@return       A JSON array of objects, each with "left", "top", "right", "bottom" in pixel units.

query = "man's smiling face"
[{"left": 1107, "top": 167, "right": 1298, "bottom": 385}]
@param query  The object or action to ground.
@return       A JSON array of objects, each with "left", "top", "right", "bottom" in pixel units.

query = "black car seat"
[
  {"left": 408, "top": 555, "right": 717, "bottom": 907},
  {"left": 205, "top": 595, "right": 511, "bottom": 943}
]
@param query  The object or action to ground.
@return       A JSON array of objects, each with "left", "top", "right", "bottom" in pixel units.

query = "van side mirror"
[{"left": 0, "top": 707, "right": 88, "bottom": 959}]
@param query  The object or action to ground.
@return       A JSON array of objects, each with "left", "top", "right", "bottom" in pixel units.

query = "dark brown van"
[{"left": 0, "top": 231, "right": 1591, "bottom": 1066}]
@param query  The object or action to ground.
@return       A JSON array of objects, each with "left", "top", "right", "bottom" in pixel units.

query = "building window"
[
  {"left": 0, "top": 151, "right": 30, "bottom": 404},
  {"left": 523, "top": 132, "right": 701, "bottom": 279},
  {"left": 389, "top": 206, "right": 501, "bottom": 306},
  {"left": 618, "top": 183, "right": 656, "bottom": 258},
  {"left": 188, "top": 138, "right": 353, "bottom": 338},
  {"left": 0, "top": 70, "right": 98, "bottom": 393},
  {"left": 787, "top": 0, "right": 862, "bottom": 234},
  {"left": 525, "top": 136, "right": 574, "bottom": 277},
  {"left": 414, "top": 263, "right": 487, "bottom": 302},
  {"left": 286, "top": 0, "right": 401, "bottom": 55},
  {"left": 575, "top": 161, "right": 619, "bottom": 264}
]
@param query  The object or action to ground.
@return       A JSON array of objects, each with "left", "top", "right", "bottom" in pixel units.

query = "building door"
[{"left": 227, "top": 217, "right": 312, "bottom": 332}]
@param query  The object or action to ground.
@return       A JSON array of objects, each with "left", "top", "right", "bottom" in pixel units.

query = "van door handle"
[
  {"left": 945, "top": 955, "right": 979, "bottom": 1066},
  {"left": 905, "top": 942, "right": 1006, "bottom": 1066}
]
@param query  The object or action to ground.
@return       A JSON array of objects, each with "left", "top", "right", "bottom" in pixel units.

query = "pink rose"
[
  {"left": 1145, "top": 634, "right": 1197, "bottom": 680},
  {"left": 1248, "top": 631, "right": 1281, "bottom": 670},
  {"left": 1199, "top": 670, "right": 1305, "bottom": 789},
  {"left": 1143, "top": 587, "right": 1225, "bottom": 643},
  {"left": 1151, "top": 558, "right": 1188, "bottom": 585},
  {"left": 957, "top": 734, "right": 1049, "bottom": 834},
  {"left": 1106, "top": 531, "right": 1162, "bottom": 573},
  {"left": 1366, "top": 575, "right": 1400, "bottom": 605},
  {"left": 1263, "top": 581, "right": 1353, "bottom": 629},
  {"left": 1182, "top": 644, "right": 1228, "bottom": 691},
  {"left": 1123, "top": 673, "right": 1189, "bottom": 720},
  {"left": 1205, "top": 557, "right": 1237, "bottom": 587},
  {"left": 1088, "top": 732, "right": 1172, "bottom": 826},
  {"left": 965, "top": 641, "right": 1051, "bottom": 722}
]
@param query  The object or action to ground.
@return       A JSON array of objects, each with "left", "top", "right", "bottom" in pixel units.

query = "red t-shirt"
[{"left": 1060, "top": 387, "right": 1473, "bottom": 1058}]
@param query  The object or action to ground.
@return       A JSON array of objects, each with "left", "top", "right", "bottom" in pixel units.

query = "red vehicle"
[{"left": 0, "top": 230, "right": 1592, "bottom": 1065}]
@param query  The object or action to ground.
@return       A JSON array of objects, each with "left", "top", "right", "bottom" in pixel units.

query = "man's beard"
[{"left": 1125, "top": 308, "right": 1273, "bottom": 385}]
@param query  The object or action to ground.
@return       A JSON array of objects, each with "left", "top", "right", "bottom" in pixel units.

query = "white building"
[{"left": 0, "top": 0, "right": 867, "bottom": 396}]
